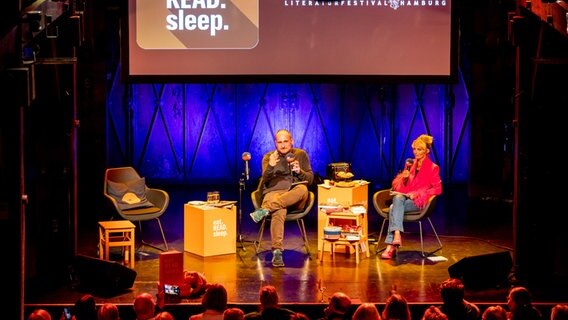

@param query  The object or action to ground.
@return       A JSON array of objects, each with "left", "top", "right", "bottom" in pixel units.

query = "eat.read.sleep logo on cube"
[{"left": 136, "top": 0, "right": 259, "bottom": 49}]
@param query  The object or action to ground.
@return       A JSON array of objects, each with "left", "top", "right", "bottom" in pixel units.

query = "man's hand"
[
  {"left": 290, "top": 160, "right": 301, "bottom": 174},
  {"left": 269, "top": 151, "right": 279, "bottom": 167}
]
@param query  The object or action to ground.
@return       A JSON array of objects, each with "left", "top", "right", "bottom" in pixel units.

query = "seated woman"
[{"left": 381, "top": 134, "right": 442, "bottom": 259}]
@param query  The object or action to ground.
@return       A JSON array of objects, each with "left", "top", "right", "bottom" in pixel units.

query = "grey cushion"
[{"left": 107, "top": 177, "right": 154, "bottom": 210}]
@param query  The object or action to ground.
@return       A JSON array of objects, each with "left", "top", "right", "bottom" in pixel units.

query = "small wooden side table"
[
  {"left": 319, "top": 210, "right": 370, "bottom": 264},
  {"left": 98, "top": 220, "right": 136, "bottom": 268}
]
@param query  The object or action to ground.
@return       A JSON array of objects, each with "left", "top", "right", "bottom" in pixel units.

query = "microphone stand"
[{"left": 237, "top": 172, "right": 247, "bottom": 252}]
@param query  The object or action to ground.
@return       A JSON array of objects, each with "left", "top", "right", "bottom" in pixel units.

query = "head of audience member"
[
  {"left": 258, "top": 285, "right": 280, "bottom": 310},
  {"left": 74, "top": 294, "right": 98, "bottom": 320},
  {"left": 507, "top": 286, "right": 543, "bottom": 320},
  {"left": 201, "top": 283, "right": 228, "bottom": 313},
  {"left": 290, "top": 312, "right": 310, "bottom": 320},
  {"left": 154, "top": 311, "right": 175, "bottom": 320},
  {"left": 482, "top": 305, "right": 507, "bottom": 320},
  {"left": 223, "top": 307, "right": 244, "bottom": 320},
  {"left": 97, "top": 303, "right": 120, "bottom": 320},
  {"left": 507, "top": 286, "right": 533, "bottom": 312},
  {"left": 422, "top": 305, "right": 448, "bottom": 320},
  {"left": 439, "top": 278, "right": 466, "bottom": 305},
  {"left": 133, "top": 292, "right": 156, "bottom": 320},
  {"left": 28, "top": 308, "right": 52, "bottom": 320},
  {"left": 324, "top": 291, "right": 352, "bottom": 318},
  {"left": 382, "top": 293, "right": 412, "bottom": 320},
  {"left": 352, "top": 303, "right": 382, "bottom": 320},
  {"left": 551, "top": 304, "right": 568, "bottom": 320}
]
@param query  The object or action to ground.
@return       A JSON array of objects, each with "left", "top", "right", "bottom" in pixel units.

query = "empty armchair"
[{"left": 104, "top": 166, "right": 169, "bottom": 251}]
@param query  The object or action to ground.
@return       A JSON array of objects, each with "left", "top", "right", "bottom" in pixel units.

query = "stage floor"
[{"left": 24, "top": 184, "right": 568, "bottom": 312}]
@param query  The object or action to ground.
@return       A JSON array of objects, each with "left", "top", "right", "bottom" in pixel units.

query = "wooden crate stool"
[
  {"left": 98, "top": 220, "right": 136, "bottom": 268},
  {"left": 319, "top": 211, "right": 369, "bottom": 264}
]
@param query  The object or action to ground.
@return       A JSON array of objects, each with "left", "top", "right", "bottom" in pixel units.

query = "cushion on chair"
[{"left": 107, "top": 177, "right": 155, "bottom": 210}]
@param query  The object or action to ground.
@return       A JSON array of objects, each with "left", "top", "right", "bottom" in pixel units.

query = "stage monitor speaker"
[
  {"left": 448, "top": 251, "right": 512, "bottom": 289},
  {"left": 72, "top": 254, "right": 137, "bottom": 295}
]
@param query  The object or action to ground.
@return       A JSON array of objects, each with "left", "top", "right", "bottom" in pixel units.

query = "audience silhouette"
[
  {"left": 551, "top": 305, "right": 568, "bottom": 320},
  {"left": 352, "top": 303, "right": 381, "bottom": 320},
  {"left": 481, "top": 305, "right": 507, "bottom": 320},
  {"left": 382, "top": 293, "right": 411, "bottom": 320},
  {"left": 244, "top": 285, "right": 295, "bottom": 320},
  {"left": 189, "top": 283, "right": 228, "bottom": 319},
  {"left": 507, "top": 286, "right": 543, "bottom": 320},
  {"left": 318, "top": 291, "right": 353, "bottom": 320},
  {"left": 133, "top": 292, "right": 157, "bottom": 320},
  {"left": 438, "top": 278, "right": 481, "bottom": 320},
  {"left": 29, "top": 308, "right": 52, "bottom": 320},
  {"left": 97, "top": 303, "right": 120, "bottom": 320},
  {"left": 223, "top": 308, "right": 245, "bottom": 320},
  {"left": 422, "top": 305, "right": 448, "bottom": 320}
]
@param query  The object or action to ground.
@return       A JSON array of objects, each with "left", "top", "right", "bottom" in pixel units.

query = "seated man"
[{"left": 250, "top": 129, "right": 314, "bottom": 267}]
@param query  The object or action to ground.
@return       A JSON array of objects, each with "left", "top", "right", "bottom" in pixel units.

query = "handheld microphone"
[
  {"left": 286, "top": 152, "right": 295, "bottom": 163},
  {"left": 286, "top": 153, "right": 296, "bottom": 175},
  {"left": 242, "top": 152, "right": 251, "bottom": 180},
  {"left": 403, "top": 158, "right": 413, "bottom": 184},
  {"left": 405, "top": 158, "right": 414, "bottom": 170}
]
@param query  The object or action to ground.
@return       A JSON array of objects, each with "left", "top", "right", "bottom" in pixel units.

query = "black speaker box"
[
  {"left": 448, "top": 251, "right": 512, "bottom": 289},
  {"left": 72, "top": 254, "right": 137, "bottom": 295}
]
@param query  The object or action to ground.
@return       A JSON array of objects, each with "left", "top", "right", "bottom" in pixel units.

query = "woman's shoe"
[
  {"left": 380, "top": 246, "right": 397, "bottom": 259},
  {"left": 392, "top": 232, "right": 402, "bottom": 247}
]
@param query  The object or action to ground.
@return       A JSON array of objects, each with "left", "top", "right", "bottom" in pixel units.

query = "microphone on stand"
[
  {"left": 242, "top": 152, "right": 251, "bottom": 181},
  {"left": 286, "top": 153, "right": 296, "bottom": 175},
  {"left": 403, "top": 158, "right": 414, "bottom": 184}
]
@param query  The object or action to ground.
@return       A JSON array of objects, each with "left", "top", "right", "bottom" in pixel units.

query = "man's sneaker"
[
  {"left": 272, "top": 249, "right": 285, "bottom": 267},
  {"left": 250, "top": 208, "right": 269, "bottom": 223}
]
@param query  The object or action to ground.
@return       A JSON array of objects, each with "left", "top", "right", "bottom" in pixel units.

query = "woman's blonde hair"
[{"left": 413, "top": 134, "right": 434, "bottom": 150}]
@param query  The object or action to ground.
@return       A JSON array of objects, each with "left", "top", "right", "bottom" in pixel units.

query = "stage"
[{"left": 23, "top": 184, "right": 567, "bottom": 319}]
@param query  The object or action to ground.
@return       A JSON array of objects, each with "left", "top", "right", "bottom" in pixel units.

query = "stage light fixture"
[{"left": 26, "top": 10, "right": 45, "bottom": 33}]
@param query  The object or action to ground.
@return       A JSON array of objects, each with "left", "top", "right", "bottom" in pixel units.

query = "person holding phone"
[
  {"left": 248, "top": 129, "right": 314, "bottom": 267},
  {"left": 381, "top": 134, "right": 442, "bottom": 259}
]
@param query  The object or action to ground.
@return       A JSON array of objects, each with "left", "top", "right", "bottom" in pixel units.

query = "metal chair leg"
[
  {"left": 137, "top": 219, "right": 168, "bottom": 252},
  {"left": 254, "top": 218, "right": 267, "bottom": 254},
  {"left": 297, "top": 219, "right": 311, "bottom": 258},
  {"left": 376, "top": 219, "right": 388, "bottom": 254},
  {"left": 422, "top": 217, "right": 443, "bottom": 257}
]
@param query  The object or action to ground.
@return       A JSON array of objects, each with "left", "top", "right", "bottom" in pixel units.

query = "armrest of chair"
[
  {"left": 103, "top": 192, "right": 121, "bottom": 210},
  {"left": 251, "top": 189, "right": 262, "bottom": 210},
  {"left": 304, "top": 191, "right": 315, "bottom": 212},
  {"left": 373, "top": 189, "right": 393, "bottom": 217},
  {"left": 146, "top": 188, "right": 169, "bottom": 209}
]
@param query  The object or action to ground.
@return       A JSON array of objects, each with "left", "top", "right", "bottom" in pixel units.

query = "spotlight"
[{"left": 26, "top": 11, "right": 45, "bottom": 33}]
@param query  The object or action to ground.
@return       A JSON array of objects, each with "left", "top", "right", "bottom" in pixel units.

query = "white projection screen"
[{"left": 123, "top": 0, "right": 457, "bottom": 82}]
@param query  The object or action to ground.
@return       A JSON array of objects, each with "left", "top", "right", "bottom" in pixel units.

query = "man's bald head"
[{"left": 133, "top": 292, "right": 156, "bottom": 320}]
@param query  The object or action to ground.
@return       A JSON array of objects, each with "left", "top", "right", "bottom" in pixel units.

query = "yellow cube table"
[
  {"left": 98, "top": 220, "right": 136, "bottom": 268},
  {"left": 184, "top": 203, "right": 237, "bottom": 257}
]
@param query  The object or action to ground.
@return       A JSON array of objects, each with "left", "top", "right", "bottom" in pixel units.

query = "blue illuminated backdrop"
[{"left": 106, "top": 82, "right": 470, "bottom": 187}]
